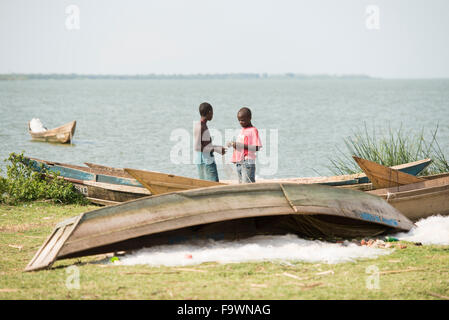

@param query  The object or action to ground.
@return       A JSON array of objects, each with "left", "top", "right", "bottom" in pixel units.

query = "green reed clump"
[
  {"left": 0, "top": 152, "right": 89, "bottom": 205},
  {"left": 328, "top": 123, "right": 449, "bottom": 175}
]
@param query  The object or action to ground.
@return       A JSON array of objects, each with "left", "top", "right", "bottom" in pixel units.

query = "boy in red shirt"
[{"left": 228, "top": 107, "right": 262, "bottom": 183}]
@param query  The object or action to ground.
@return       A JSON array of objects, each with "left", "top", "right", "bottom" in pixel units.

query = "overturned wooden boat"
[
  {"left": 28, "top": 120, "right": 76, "bottom": 144},
  {"left": 24, "top": 157, "right": 149, "bottom": 205},
  {"left": 353, "top": 156, "right": 425, "bottom": 189},
  {"left": 368, "top": 175, "right": 449, "bottom": 221},
  {"left": 25, "top": 182, "right": 414, "bottom": 271}
]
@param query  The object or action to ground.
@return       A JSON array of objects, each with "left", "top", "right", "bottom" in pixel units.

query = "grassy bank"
[
  {"left": 0, "top": 202, "right": 448, "bottom": 300},
  {"left": 328, "top": 123, "right": 449, "bottom": 175}
]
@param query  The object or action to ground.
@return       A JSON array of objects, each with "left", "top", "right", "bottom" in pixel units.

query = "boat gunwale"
[{"left": 368, "top": 176, "right": 449, "bottom": 197}]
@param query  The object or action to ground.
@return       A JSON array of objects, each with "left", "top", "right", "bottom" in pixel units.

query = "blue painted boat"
[{"left": 25, "top": 157, "right": 144, "bottom": 188}]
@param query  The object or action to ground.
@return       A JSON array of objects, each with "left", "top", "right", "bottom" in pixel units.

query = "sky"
[{"left": 1, "top": 0, "right": 449, "bottom": 78}]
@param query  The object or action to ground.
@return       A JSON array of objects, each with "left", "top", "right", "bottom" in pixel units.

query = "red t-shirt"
[{"left": 231, "top": 126, "right": 262, "bottom": 163}]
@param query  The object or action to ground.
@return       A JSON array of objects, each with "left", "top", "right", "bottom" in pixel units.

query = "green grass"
[
  {"left": 328, "top": 123, "right": 449, "bottom": 176},
  {"left": 1, "top": 202, "right": 448, "bottom": 300}
]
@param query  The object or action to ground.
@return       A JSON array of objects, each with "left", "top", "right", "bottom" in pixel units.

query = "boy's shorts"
[
  {"left": 197, "top": 162, "right": 219, "bottom": 182},
  {"left": 195, "top": 151, "right": 219, "bottom": 182}
]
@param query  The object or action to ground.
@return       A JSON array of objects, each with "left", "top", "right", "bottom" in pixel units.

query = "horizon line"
[{"left": 1, "top": 73, "right": 448, "bottom": 80}]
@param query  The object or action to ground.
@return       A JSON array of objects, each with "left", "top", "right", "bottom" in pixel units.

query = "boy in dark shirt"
[{"left": 193, "top": 102, "right": 226, "bottom": 181}]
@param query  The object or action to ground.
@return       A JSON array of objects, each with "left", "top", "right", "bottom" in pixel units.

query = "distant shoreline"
[{"left": 0, "top": 73, "right": 375, "bottom": 81}]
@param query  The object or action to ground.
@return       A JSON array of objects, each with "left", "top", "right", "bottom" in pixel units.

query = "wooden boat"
[
  {"left": 66, "top": 178, "right": 150, "bottom": 206},
  {"left": 353, "top": 156, "right": 424, "bottom": 189},
  {"left": 124, "top": 158, "right": 431, "bottom": 195},
  {"left": 28, "top": 120, "right": 76, "bottom": 144},
  {"left": 26, "top": 157, "right": 144, "bottom": 188},
  {"left": 264, "top": 158, "right": 431, "bottom": 186},
  {"left": 125, "top": 168, "right": 225, "bottom": 194},
  {"left": 25, "top": 182, "right": 414, "bottom": 271},
  {"left": 368, "top": 175, "right": 449, "bottom": 221},
  {"left": 24, "top": 157, "right": 150, "bottom": 205},
  {"left": 338, "top": 171, "right": 449, "bottom": 191}
]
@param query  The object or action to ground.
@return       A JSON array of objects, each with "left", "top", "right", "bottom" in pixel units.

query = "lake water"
[{"left": 1, "top": 79, "right": 448, "bottom": 179}]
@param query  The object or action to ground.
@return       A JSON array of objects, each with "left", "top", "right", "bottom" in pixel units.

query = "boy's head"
[
  {"left": 237, "top": 107, "right": 252, "bottom": 128},
  {"left": 199, "top": 102, "right": 213, "bottom": 121}
]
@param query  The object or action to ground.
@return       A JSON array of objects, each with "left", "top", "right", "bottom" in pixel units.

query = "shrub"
[{"left": 0, "top": 152, "right": 89, "bottom": 205}]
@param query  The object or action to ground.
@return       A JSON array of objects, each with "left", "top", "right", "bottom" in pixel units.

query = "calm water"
[{"left": 1, "top": 79, "right": 448, "bottom": 179}]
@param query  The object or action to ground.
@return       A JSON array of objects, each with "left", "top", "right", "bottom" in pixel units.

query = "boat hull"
[
  {"left": 28, "top": 120, "right": 76, "bottom": 144},
  {"left": 124, "top": 167, "right": 224, "bottom": 195},
  {"left": 67, "top": 178, "right": 150, "bottom": 205},
  {"left": 369, "top": 176, "right": 449, "bottom": 221},
  {"left": 125, "top": 159, "right": 432, "bottom": 195},
  {"left": 25, "top": 157, "right": 149, "bottom": 205},
  {"left": 25, "top": 182, "right": 413, "bottom": 271}
]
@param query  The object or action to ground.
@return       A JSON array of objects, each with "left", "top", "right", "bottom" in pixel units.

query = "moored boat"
[
  {"left": 368, "top": 175, "right": 449, "bottom": 221},
  {"left": 125, "top": 158, "right": 431, "bottom": 195},
  {"left": 24, "top": 157, "right": 149, "bottom": 205},
  {"left": 26, "top": 157, "right": 144, "bottom": 188},
  {"left": 26, "top": 157, "right": 431, "bottom": 199},
  {"left": 124, "top": 168, "right": 225, "bottom": 194},
  {"left": 28, "top": 120, "right": 76, "bottom": 144},
  {"left": 25, "top": 182, "right": 414, "bottom": 271},
  {"left": 66, "top": 178, "right": 151, "bottom": 206},
  {"left": 353, "top": 156, "right": 424, "bottom": 189},
  {"left": 265, "top": 157, "right": 431, "bottom": 186}
]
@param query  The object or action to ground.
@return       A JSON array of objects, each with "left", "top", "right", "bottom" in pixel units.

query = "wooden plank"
[
  {"left": 84, "top": 163, "right": 133, "bottom": 178},
  {"left": 86, "top": 197, "right": 120, "bottom": 206},
  {"left": 25, "top": 213, "right": 83, "bottom": 271}
]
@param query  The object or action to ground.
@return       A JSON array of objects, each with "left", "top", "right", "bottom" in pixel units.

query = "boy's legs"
[
  {"left": 204, "top": 162, "right": 219, "bottom": 182},
  {"left": 236, "top": 161, "right": 256, "bottom": 183},
  {"left": 243, "top": 161, "right": 256, "bottom": 183},
  {"left": 236, "top": 163, "right": 243, "bottom": 183}
]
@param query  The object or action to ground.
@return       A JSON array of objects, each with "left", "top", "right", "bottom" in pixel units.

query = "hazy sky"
[{"left": 1, "top": 0, "right": 449, "bottom": 78}]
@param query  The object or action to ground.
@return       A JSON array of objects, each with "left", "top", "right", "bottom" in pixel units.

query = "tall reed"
[{"left": 328, "top": 123, "right": 449, "bottom": 175}]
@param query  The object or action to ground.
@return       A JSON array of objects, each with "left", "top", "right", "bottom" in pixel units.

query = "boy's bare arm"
[
  {"left": 193, "top": 122, "right": 201, "bottom": 152},
  {"left": 212, "top": 145, "right": 227, "bottom": 155}
]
